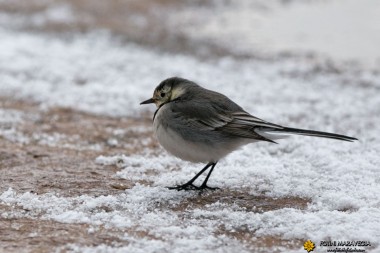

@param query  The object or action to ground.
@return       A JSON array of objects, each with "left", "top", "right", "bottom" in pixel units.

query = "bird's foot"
[
  {"left": 167, "top": 183, "right": 220, "bottom": 191},
  {"left": 198, "top": 184, "right": 220, "bottom": 191},
  {"left": 167, "top": 183, "right": 199, "bottom": 191}
]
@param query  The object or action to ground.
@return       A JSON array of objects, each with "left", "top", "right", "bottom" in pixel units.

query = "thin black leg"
[
  {"left": 168, "top": 163, "right": 214, "bottom": 191},
  {"left": 199, "top": 162, "right": 219, "bottom": 190}
]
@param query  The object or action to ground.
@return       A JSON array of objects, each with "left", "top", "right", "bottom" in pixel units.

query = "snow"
[
  {"left": 1, "top": 27, "right": 379, "bottom": 122},
  {"left": 0, "top": 108, "right": 30, "bottom": 144},
  {"left": 0, "top": 107, "right": 102, "bottom": 149},
  {"left": 1, "top": 1, "right": 380, "bottom": 252}
]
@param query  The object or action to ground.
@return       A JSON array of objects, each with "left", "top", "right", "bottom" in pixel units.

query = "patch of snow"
[
  {"left": 0, "top": 109, "right": 30, "bottom": 143},
  {"left": 0, "top": 128, "right": 30, "bottom": 144},
  {"left": 1, "top": 186, "right": 379, "bottom": 252},
  {"left": 0, "top": 2, "right": 82, "bottom": 30},
  {"left": 0, "top": 108, "right": 24, "bottom": 124},
  {"left": 65, "top": 236, "right": 252, "bottom": 253}
]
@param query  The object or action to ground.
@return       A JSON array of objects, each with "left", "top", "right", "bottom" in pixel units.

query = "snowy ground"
[{"left": 1, "top": 1, "right": 380, "bottom": 252}]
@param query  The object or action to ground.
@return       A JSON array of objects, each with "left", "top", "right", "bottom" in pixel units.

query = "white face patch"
[{"left": 170, "top": 86, "right": 186, "bottom": 101}]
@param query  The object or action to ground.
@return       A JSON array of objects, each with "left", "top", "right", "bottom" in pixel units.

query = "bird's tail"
[{"left": 256, "top": 127, "right": 358, "bottom": 142}]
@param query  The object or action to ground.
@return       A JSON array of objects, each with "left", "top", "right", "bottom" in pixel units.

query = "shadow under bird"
[{"left": 141, "top": 77, "right": 357, "bottom": 191}]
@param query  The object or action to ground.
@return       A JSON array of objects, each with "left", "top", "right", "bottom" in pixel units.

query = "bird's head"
[{"left": 140, "top": 77, "right": 192, "bottom": 108}]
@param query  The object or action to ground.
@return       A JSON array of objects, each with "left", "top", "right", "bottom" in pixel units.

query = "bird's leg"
[
  {"left": 167, "top": 163, "right": 213, "bottom": 191},
  {"left": 199, "top": 163, "right": 219, "bottom": 190}
]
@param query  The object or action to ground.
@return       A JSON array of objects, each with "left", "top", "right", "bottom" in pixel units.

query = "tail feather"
[{"left": 258, "top": 127, "right": 358, "bottom": 142}]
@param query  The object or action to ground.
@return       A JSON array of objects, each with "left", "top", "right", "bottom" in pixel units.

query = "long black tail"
[{"left": 261, "top": 127, "right": 358, "bottom": 142}]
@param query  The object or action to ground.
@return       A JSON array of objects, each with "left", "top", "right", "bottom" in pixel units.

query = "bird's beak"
[{"left": 140, "top": 98, "right": 155, "bottom": 105}]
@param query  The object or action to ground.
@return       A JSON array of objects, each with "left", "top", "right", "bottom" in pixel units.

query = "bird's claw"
[
  {"left": 199, "top": 185, "right": 220, "bottom": 191},
  {"left": 167, "top": 183, "right": 199, "bottom": 191},
  {"left": 167, "top": 183, "right": 219, "bottom": 191}
]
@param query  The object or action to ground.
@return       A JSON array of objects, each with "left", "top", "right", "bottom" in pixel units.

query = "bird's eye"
[{"left": 160, "top": 92, "right": 166, "bottom": 97}]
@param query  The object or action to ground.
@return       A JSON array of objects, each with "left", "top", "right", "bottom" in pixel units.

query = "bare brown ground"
[
  {"left": 0, "top": 96, "right": 309, "bottom": 252},
  {"left": 0, "top": 97, "right": 156, "bottom": 196}
]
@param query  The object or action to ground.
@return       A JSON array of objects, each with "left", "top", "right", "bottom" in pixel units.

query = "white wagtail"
[{"left": 141, "top": 77, "right": 357, "bottom": 191}]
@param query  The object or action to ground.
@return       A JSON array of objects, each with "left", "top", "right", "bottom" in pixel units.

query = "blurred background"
[
  {"left": 0, "top": 0, "right": 380, "bottom": 65},
  {"left": 1, "top": 0, "right": 379, "bottom": 117},
  {"left": 1, "top": 0, "right": 380, "bottom": 66}
]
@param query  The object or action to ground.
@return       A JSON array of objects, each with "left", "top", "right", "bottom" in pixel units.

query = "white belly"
[
  {"left": 154, "top": 120, "right": 211, "bottom": 162},
  {"left": 153, "top": 105, "right": 249, "bottom": 163}
]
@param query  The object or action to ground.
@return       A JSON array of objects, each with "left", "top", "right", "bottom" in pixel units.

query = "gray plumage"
[{"left": 141, "top": 77, "right": 357, "bottom": 190}]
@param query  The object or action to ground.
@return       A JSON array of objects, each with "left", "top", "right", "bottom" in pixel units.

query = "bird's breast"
[
  {"left": 153, "top": 106, "right": 208, "bottom": 162},
  {"left": 153, "top": 105, "right": 248, "bottom": 163}
]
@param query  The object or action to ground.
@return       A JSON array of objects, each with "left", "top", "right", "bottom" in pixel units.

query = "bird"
[{"left": 140, "top": 77, "right": 357, "bottom": 191}]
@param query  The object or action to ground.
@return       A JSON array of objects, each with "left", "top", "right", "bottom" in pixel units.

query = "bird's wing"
[
  {"left": 169, "top": 99, "right": 283, "bottom": 142},
  {"left": 219, "top": 111, "right": 283, "bottom": 142},
  {"left": 230, "top": 111, "right": 283, "bottom": 129},
  {"left": 168, "top": 100, "right": 232, "bottom": 130}
]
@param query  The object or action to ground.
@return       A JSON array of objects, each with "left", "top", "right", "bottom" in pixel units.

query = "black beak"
[{"left": 140, "top": 98, "right": 155, "bottom": 105}]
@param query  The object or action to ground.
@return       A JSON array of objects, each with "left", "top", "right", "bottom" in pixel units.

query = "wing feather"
[
  {"left": 169, "top": 99, "right": 282, "bottom": 142},
  {"left": 232, "top": 112, "right": 283, "bottom": 129}
]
